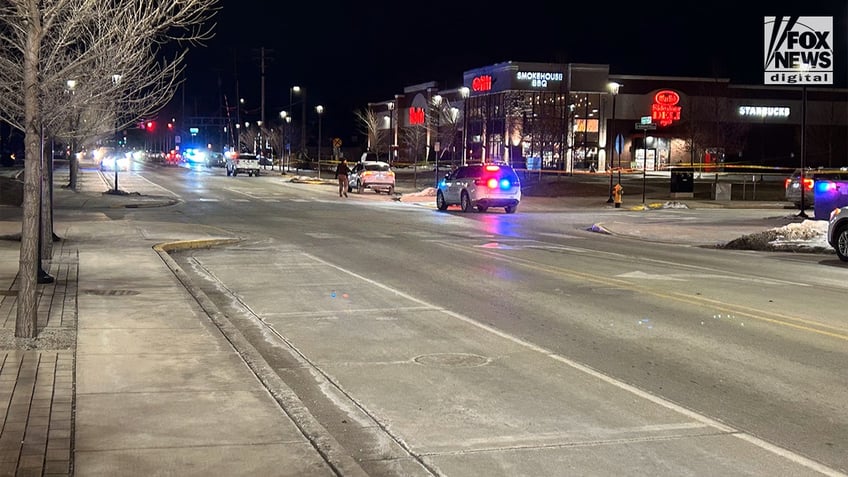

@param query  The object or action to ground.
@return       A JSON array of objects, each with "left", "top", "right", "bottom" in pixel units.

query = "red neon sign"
[
  {"left": 409, "top": 107, "right": 425, "bottom": 125},
  {"left": 471, "top": 75, "right": 492, "bottom": 92},
  {"left": 651, "top": 90, "right": 682, "bottom": 127}
]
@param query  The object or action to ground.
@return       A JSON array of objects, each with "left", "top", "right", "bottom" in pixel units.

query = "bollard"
[{"left": 613, "top": 183, "right": 623, "bottom": 208}]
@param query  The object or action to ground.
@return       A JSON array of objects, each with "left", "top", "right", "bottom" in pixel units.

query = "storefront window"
[{"left": 570, "top": 92, "right": 601, "bottom": 170}]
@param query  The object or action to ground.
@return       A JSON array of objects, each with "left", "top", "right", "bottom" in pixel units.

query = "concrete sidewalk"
[{"left": 0, "top": 167, "right": 358, "bottom": 476}]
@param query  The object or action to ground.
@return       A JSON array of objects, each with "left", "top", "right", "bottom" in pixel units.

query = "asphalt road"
[{"left": 129, "top": 162, "right": 846, "bottom": 476}]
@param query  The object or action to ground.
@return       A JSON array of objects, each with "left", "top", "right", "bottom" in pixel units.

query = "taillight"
[
  {"left": 784, "top": 178, "right": 791, "bottom": 189},
  {"left": 803, "top": 178, "right": 814, "bottom": 191},
  {"left": 486, "top": 178, "right": 498, "bottom": 189}
]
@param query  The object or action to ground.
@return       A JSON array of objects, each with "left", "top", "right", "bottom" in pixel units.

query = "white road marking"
[{"left": 303, "top": 251, "right": 845, "bottom": 477}]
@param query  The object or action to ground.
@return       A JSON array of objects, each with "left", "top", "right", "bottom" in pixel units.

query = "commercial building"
[{"left": 368, "top": 61, "right": 847, "bottom": 172}]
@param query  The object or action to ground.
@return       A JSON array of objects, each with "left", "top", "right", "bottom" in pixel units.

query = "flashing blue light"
[
  {"left": 816, "top": 181, "right": 836, "bottom": 194},
  {"left": 439, "top": 179, "right": 446, "bottom": 187},
  {"left": 500, "top": 179, "right": 511, "bottom": 190}
]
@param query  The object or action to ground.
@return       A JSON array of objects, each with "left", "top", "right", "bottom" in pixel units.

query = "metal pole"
[
  {"left": 797, "top": 84, "right": 808, "bottom": 218},
  {"left": 607, "top": 93, "right": 616, "bottom": 203},
  {"left": 642, "top": 128, "right": 647, "bottom": 204},
  {"left": 393, "top": 95, "right": 400, "bottom": 165},
  {"left": 317, "top": 109, "right": 322, "bottom": 180},
  {"left": 302, "top": 89, "right": 307, "bottom": 158},
  {"left": 114, "top": 114, "right": 119, "bottom": 193}
]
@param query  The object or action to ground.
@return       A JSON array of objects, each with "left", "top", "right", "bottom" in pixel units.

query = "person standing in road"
[{"left": 335, "top": 158, "right": 351, "bottom": 197}]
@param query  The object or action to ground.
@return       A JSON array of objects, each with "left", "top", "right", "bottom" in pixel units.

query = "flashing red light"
[
  {"left": 486, "top": 178, "right": 498, "bottom": 189},
  {"left": 167, "top": 123, "right": 173, "bottom": 129}
]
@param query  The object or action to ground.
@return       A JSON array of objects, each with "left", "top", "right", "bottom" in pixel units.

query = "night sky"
[{"left": 174, "top": 0, "right": 847, "bottom": 143}]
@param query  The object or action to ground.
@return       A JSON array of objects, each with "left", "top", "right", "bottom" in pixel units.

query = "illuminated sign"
[
  {"left": 472, "top": 75, "right": 492, "bottom": 92},
  {"left": 738, "top": 106, "right": 790, "bottom": 117},
  {"left": 409, "top": 107, "right": 425, "bottom": 125},
  {"left": 764, "top": 16, "right": 833, "bottom": 85},
  {"left": 651, "top": 90, "right": 682, "bottom": 127},
  {"left": 516, "top": 71, "right": 563, "bottom": 88}
]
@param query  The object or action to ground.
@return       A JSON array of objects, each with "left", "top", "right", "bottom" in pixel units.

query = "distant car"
[
  {"left": 258, "top": 155, "right": 274, "bottom": 167},
  {"left": 164, "top": 150, "right": 181, "bottom": 166},
  {"left": 182, "top": 148, "right": 210, "bottom": 166},
  {"left": 348, "top": 160, "right": 395, "bottom": 194},
  {"left": 436, "top": 163, "right": 521, "bottom": 213},
  {"left": 205, "top": 152, "right": 225, "bottom": 168},
  {"left": 786, "top": 168, "right": 848, "bottom": 209},
  {"left": 828, "top": 206, "right": 848, "bottom": 261},
  {"left": 99, "top": 153, "right": 130, "bottom": 171},
  {"left": 226, "top": 152, "right": 261, "bottom": 177}
]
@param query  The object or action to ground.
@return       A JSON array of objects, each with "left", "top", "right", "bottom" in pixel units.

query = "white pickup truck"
[{"left": 225, "top": 153, "right": 261, "bottom": 177}]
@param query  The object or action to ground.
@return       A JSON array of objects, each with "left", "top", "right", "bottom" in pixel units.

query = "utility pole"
[{"left": 260, "top": 47, "right": 265, "bottom": 125}]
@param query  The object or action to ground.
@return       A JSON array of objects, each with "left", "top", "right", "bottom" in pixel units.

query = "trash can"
[{"left": 670, "top": 168, "right": 694, "bottom": 198}]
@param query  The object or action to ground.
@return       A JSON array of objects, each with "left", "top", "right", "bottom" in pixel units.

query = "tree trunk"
[
  {"left": 69, "top": 148, "right": 78, "bottom": 190},
  {"left": 17, "top": 0, "right": 43, "bottom": 338},
  {"left": 40, "top": 140, "right": 53, "bottom": 261}
]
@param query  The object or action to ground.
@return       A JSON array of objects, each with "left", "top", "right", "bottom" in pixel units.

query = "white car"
[
  {"left": 225, "top": 152, "right": 261, "bottom": 177},
  {"left": 828, "top": 206, "right": 848, "bottom": 261},
  {"left": 436, "top": 163, "right": 521, "bottom": 213},
  {"left": 348, "top": 160, "right": 395, "bottom": 194}
]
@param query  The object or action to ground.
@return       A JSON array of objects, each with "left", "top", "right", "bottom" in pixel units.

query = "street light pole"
[
  {"left": 432, "top": 94, "right": 442, "bottom": 186},
  {"left": 460, "top": 87, "right": 469, "bottom": 165},
  {"left": 279, "top": 110, "right": 288, "bottom": 173},
  {"left": 111, "top": 74, "right": 122, "bottom": 194},
  {"left": 387, "top": 101, "right": 395, "bottom": 166},
  {"left": 798, "top": 83, "right": 809, "bottom": 219},
  {"left": 607, "top": 82, "right": 621, "bottom": 203},
  {"left": 285, "top": 116, "right": 292, "bottom": 172},
  {"left": 316, "top": 105, "right": 324, "bottom": 179}
]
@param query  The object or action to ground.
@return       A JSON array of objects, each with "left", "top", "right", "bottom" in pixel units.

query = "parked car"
[
  {"left": 348, "top": 160, "right": 395, "bottom": 194},
  {"left": 828, "top": 206, "right": 848, "bottom": 261},
  {"left": 436, "top": 163, "right": 521, "bottom": 213}
]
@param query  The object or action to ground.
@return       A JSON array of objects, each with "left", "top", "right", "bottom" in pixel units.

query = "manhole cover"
[
  {"left": 414, "top": 353, "right": 490, "bottom": 368},
  {"left": 82, "top": 289, "right": 140, "bottom": 296}
]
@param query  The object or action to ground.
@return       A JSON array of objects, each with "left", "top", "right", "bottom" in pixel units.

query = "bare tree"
[
  {"left": 354, "top": 108, "right": 386, "bottom": 159},
  {"left": 432, "top": 99, "right": 462, "bottom": 166},
  {"left": 401, "top": 123, "right": 426, "bottom": 189},
  {"left": 0, "top": 0, "right": 218, "bottom": 338}
]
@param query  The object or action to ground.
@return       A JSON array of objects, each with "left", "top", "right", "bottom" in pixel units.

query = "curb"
[{"left": 152, "top": 237, "right": 368, "bottom": 476}]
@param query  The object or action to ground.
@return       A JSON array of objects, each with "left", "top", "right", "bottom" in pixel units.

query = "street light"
[
  {"left": 387, "top": 101, "right": 395, "bottom": 166},
  {"left": 315, "top": 105, "right": 324, "bottom": 179},
  {"left": 797, "top": 64, "right": 810, "bottom": 219},
  {"left": 459, "top": 87, "right": 470, "bottom": 165},
  {"left": 280, "top": 111, "right": 288, "bottom": 172},
  {"left": 607, "top": 81, "right": 622, "bottom": 203},
  {"left": 65, "top": 79, "right": 79, "bottom": 190},
  {"left": 291, "top": 86, "right": 305, "bottom": 155},
  {"left": 110, "top": 74, "right": 122, "bottom": 194},
  {"left": 432, "top": 94, "right": 443, "bottom": 185}
]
